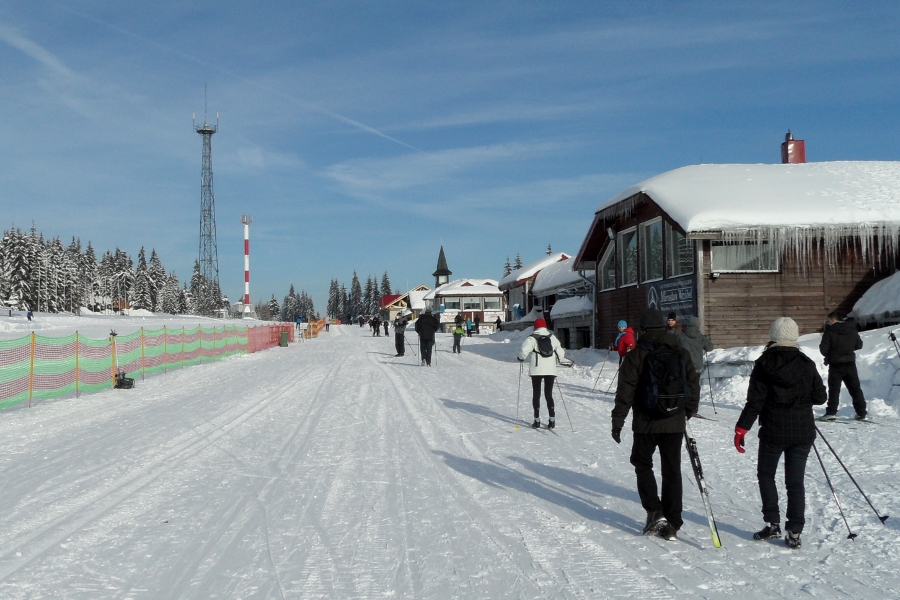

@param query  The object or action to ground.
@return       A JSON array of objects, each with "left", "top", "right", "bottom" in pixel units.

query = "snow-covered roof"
[
  {"left": 852, "top": 271, "right": 900, "bottom": 327},
  {"left": 407, "top": 289, "right": 429, "bottom": 310},
  {"left": 549, "top": 295, "right": 593, "bottom": 319},
  {"left": 498, "top": 253, "right": 570, "bottom": 290},
  {"left": 599, "top": 162, "right": 900, "bottom": 233},
  {"left": 531, "top": 256, "right": 591, "bottom": 296},
  {"left": 423, "top": 279, "right": 501, "bottom": 300}
]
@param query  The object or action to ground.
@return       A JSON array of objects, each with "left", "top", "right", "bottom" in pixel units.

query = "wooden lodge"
[{"left": 573, "top": 161, "right": 900, "bottom": 348}]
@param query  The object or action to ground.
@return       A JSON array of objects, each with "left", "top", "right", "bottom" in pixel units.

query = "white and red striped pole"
[{"left": 240, "top": 215, "right": 252, "bottom": 316}]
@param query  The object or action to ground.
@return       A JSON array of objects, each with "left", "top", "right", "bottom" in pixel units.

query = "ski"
[
  {"left": 684, "top": 422, "right": 722, "bottom": 548},
  {"left": 693, "top": 413, "right": 718, "bottom": 421},
  {"left": 816, "top": 416, "right": 880, "bottom": 426}
]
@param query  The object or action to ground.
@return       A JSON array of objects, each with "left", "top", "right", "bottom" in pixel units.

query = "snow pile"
[
  {"left": 549, "top": 295, "right": 592, "bottom": 318},
  {"left": 531, "top": 256, "right": 589, "bottom": 296},
  {"left": 853, "top": 271, "right": 900, "bottom": 327}
]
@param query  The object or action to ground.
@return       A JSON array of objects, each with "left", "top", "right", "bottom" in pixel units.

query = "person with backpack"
[
  {"left": 611, "top": 308, "right": 700, "bottom": 541},
  {"left": 819, "top": 311, "right": 866, "bottom": 420},
  {"left": 393, "top": 314, "right": 408, "bottom": 357},
  {"left": 734, "top": 317, "right": 826, "bottom": 549},
  {"left": 676, "top": 315, "right": 714, "bottom": 374},
  {"left": 452, "top": 323, "right": 465, "bottom": 353},
  {"left": 517, "top": 318, "right": 565, "bottom": 429},
  {"left": 415, "top": 307, "right": 440, "bottom": 366}
]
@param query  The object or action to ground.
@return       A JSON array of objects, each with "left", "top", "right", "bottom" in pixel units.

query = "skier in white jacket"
[{"left": 518, "top": 318, "right": 565, "bottom": 429}]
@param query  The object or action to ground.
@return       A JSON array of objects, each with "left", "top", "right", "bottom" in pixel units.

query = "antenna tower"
[{"left": 193, "top": 88, "right": 221, "bottom": 316}]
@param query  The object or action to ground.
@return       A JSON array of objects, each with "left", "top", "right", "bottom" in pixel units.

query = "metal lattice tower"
[{"left": 193, "top": 101, "right": 220, "bottom": 316}]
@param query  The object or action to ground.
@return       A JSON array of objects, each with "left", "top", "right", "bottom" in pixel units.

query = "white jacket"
[{"left": 517, "top": 327, "right": 565, "bottom": 376}]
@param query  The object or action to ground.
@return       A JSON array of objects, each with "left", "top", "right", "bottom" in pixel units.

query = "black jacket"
[
  {"left": 676, "top": 316, "right": 714, "bottom": 374},
  {"left": 611, "top": 329, "right": 701, "bottom": 434},
  {"left": 737, "top": 346, "right": 826, "bottom": 445},
  {"left": 415, "top": 313, "right": 441, "bottom": 340},
  {"left": 819, "top": 320, "right": 862, "bottom": 364}
]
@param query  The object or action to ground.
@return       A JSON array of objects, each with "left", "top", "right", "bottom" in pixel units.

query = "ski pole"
[
  {"left": 604, "top": 366, "right": 620, "bottom": 395},
  {"left": 556, "top": 379, "right": 576, "bottom": 433},
  {"left": 515, "top": 361, "right": 523, "bottom": 429},
  {"left": 704, "top": 351, "right": 718, "bottom": 415},
  {"left": 890, "top": 330, "right": 900, "bottom": 361},
  {"left": 592, "top": 348, "right": 611, "bottom": 391},
  {"left": 404, "top": 335, "right": 417, "bottom": 358},
  {"left": 813, "top": 443, "right": 858, "bottom": 539},
  {"left": 814, "top": 425, "right": 889, "bottom": 524}
]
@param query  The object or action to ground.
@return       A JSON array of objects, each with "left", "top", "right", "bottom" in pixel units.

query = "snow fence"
[{"left": 0, "top": 323, "right": 295, "bottom": 411}]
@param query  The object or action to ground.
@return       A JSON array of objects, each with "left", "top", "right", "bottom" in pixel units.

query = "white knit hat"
[{"left": 769, "top": 317, "right": 799, "bottom": 347}]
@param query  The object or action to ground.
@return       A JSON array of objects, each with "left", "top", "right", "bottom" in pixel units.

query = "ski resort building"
[
  {"left": 573, "top": 161, "right": 900, "bottom": 348},
  {"left": 498, "top": 253, "right": 570, "bottom": 322},
  {"left": 530, "top": 257, "right": 595, "bottom": 349},
  {"left": 423, "top": 279, "right": 505, "bottom": 333}
]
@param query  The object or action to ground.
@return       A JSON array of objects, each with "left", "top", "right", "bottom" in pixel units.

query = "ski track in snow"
[{"left": 0, "top": 324, "right": 898, "bottom": 598}]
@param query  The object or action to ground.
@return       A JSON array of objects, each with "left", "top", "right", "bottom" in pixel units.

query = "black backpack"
[
  {"left": 532, "top": 334, "right": 556, "bottom": 359},
  {"left": 639, "top": 342, "right": 690, "bottom": 420}
]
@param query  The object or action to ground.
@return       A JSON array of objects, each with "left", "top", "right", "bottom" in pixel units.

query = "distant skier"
[
  {"left": 466, "top": 317, "right": 473, "bottom": 338},
  {"left": 27, "top": 310, "right": 33, "bottom": 321},
  {"left": 495, "top": 316, "right": 502, "bottom": 332},
  {"left": 676, "top": 316, "right": 714, "bottom": 374},
  {"left": 610, "top": 320, "right": 635, "bottom": 362},
  {"left": 383, "top": 319, "right": 389, "bottom": 336},
  {"left": 371, "top": 316, "right": 380, "bottom": 337},
  {"left": 474, "top": 315, "right": 480, "bottom": 334},
  {"left": 452, "top": 323, "right": 464, "bottom": 353},
  {"left": 393, "top": 314, "right": 408, "bottom": 357},
  {"left": 734, "top": 317, "right": 826, "bottom": 549},
  {"left": 819, "top": 311, "right": 866, "bottom": 420},
  {"left": 611, "top": 308, "right": 699, "bottom": 541},
  {"left": 517, "top": 318, "right": 564, "bottom": 429},
  {"left": 415, "top": 308, "right": 440, "bottom": 366}
]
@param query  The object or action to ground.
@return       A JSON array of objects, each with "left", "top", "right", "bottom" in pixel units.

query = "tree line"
[
  {"left": 0, "top": 224, "right": 227, "bottom": 316},
  {"left": 324, "top": 271, "right": 391, "bottom": 321}
]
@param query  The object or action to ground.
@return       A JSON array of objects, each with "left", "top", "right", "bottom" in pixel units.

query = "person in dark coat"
[
  {"left": 676, "top": 315, "right": 714, "bottom": 374},
  {"left": 735, "top": 317, "right": 826, "bottom": 549},
  {"left": 819, "top": 311, "right": 866, "bottom": 419},
  {"left": 611, "top": 308, "right": 700, "bottom": 541},
  {"left": 474, "top": 315, "right": 480, "bottom": 334},
  {"left": 414, "top": 308, "right": 440, "bottom": 366},
  {"left": 371, "top": 316, "right": 380, "bottom": 337},
  {"left": 393, "top": 314, "right": 408, "bottom": 356},
  {"left": 383, "top": 319, "right": 389, "bottom": 336},
  {"left": 666, "top": 312, "right": 681, "bottom": 335},
  {"left": 495, "top": 316, "right": 502, "bottom": 331}
]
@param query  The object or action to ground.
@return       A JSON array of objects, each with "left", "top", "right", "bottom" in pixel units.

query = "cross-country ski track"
[{"left": 0, "top": 324, "right": 897, "bottom": 598}]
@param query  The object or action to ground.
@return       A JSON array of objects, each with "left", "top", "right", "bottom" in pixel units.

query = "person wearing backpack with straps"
[
  {"left": 611, "top": 308, "right": 700, "bottom": 541},
  {"left": 517, "top": 318, "right": 565, "bottom": 429}
]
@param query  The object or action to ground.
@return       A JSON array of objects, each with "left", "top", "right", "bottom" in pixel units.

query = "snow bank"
[
  {"left": 549, "top": 295, "right": 592, "bottom": 318},
  {"left": 853, "top": 271, "right": 900, "bottom": 327}
]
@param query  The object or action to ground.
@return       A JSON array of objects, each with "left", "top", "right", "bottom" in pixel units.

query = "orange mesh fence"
[{"left": 0, "top": 323, "right": 292, "bottom": 411}]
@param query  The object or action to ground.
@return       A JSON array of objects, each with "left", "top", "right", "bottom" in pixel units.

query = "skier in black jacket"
[
  {"left": 414, "top": 308, "right": 440, "bottom": 366},
  {"left": 819, "top": 311, "right": 866, "bottom": 420},
  {"left": 611, "top": 308, "right": 700, "bottom": 541},
  {"left": 735, "top": 317, "right": 826, "bottom": 549}
]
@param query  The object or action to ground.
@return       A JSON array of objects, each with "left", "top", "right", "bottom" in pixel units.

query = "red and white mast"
[{"left": 240, "top": 215, "right": 252, "bottom": 317}]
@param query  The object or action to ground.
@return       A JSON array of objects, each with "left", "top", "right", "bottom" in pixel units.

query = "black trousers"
[
  {"left": 826, "top": 362, "right": 866, "bottom": 415},
  {"left": 757, "top": 438, "right": 811, "bottom": 534},
  {"left": 531, "top": 375, "right": 555, "bottom": 419},
  {"left": 630, "top": 432, "right": 684, "bottom": 530},
  {"left": 420, "top": 339, "right": 434, "bottom": 365},
  {"left": 395, "top": 332, "right": 405, "bottom": 355},
  {"left": 453, "top": 334, "right": 462, "bottom": 353}
]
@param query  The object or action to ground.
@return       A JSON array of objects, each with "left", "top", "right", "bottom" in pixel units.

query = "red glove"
[{"left": 734, "top": 427, "right": 748, "bottom": 454}]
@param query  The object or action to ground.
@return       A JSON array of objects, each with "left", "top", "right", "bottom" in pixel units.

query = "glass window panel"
[
  {"left": 666, "top": 223, "right": 694, "bottom": 277},
  {"left": 618, "top": 228, "right": 638, "bottom": 286},
  {"left": 710, "top": 242, "right": 779, "bottom": 272},
  {"left": 598, "top": 242, "right": 616, "bottom": 291},
  {"left": 463, "top": 297, "right": 482, "bottom": 310},
  {"left": 443, "top": 297, "right": 461, "bottom": 310},
  {"left": 641, "top": 220, "right": 664, "bottom": 282},
  {"left": 483, "top": 297, "right": 501, "bottom": 310}
]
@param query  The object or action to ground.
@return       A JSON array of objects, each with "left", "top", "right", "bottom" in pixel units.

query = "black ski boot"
[
  {"left": 531, "top": 419, "right": 541, "bottom": 429},
  {"left": 658, "top": 523, "right": 677, "bottom": 541},
  {"left": 785, "top": 531, "right": 802, "bottom": 549},
  {"left": 547, "top": 419, "right": 556, "bottom": 430},
  {"left": 642, "top": 510, "right": 666, "bottom": 535},
  {"left": 753, "top": 523, "right": 782, "bottom": 540}
]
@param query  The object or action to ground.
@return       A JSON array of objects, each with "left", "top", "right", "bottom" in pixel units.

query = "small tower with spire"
[{"left": 433, "top": 246, "right": 452, "bottom": 289}]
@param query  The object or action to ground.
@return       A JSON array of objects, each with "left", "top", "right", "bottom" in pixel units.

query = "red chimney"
[{"left": 781, "top": 130, "right": 806, "bottom": 164}]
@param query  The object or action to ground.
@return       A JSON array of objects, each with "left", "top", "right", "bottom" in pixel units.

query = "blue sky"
[{"left": 1, "top": 2, "right": 898, "bottom": 312}]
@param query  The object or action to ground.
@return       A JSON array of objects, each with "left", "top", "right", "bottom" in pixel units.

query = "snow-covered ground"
[{"left": 1, "top": 319, "right": 899, "bottom": 598}]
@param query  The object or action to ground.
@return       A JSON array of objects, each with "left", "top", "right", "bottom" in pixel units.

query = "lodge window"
[
  {"left": 483, "top": 297, "right": 501, "bottom": 310},
  {"left": 443, "top": 297, "right": 461, "bottom": 310},
  {"left": 640, "top": 219, "right": 663, "bottom": 282},
  {"left": 598, "top": 242, "right": 616, "bottom": 291},
  {"left": 618, "top": 227, "right": 638, "bottom": 286},
  {"left": 710, "top": 242, "right": 779, "bottom": 272},
  {"left": 666, "top": 223, "right": 693, "bottom": 277},
  {"left": 463, "top": 297, "right": 482, "bottom": 311}
]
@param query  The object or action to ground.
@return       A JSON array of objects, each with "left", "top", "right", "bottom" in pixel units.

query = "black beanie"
[
  {"left": 640, "top": 308, "right": 666, "bottom": 330},
  {"left": 667, "top": 312, "right": 677, "bottom": 321}
]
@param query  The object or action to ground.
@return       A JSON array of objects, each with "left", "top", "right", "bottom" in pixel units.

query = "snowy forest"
[
  {"left": 321, "top": 271, "right": 392, "bottom": 321},
  {"left": 0, "top": 225, "right": 226, "bottom": 316}
]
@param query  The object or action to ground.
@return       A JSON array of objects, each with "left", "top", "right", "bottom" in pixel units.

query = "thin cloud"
[{"left": 0, "top": 21, "right": 79, "bottom": 81}]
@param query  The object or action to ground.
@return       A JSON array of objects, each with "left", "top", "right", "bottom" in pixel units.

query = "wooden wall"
[{"left": 701, "top": 241, "right": 892, "bottom": 348}]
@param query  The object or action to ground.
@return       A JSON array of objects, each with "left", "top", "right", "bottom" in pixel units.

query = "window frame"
[
  {"left": 483, "top": 296, "right": 501, "bottom": 311},
  {"left": 710, "top": 241, "right": 780, "bottom": 273},
  {"left": 640, "top": 217, "right": 664, "bottom": 283},
  {"left": 442, "top": 296, "right": 461, "bottom": 310},
  {"left": 598, "top": 241, "right": 616, "bottom": 291},
  {"left": 463, "top": 296, "right": 482, "bottom": 311},
  {"left": 617, "top": 227, "right": 639, "bottom": 287},
  {"left": 665, "top": 222, "right": 694, "bottom": 278}
]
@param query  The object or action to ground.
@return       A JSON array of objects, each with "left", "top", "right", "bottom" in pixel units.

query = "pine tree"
[
  {"left": 266, "top": 295, "right": 280, "bottom": 321},
  {"left": 514, "top": 253, "right": 523, "bottom": 270},
  {"left": 281, "top": 284, "right": 297, "bottom": 322},
  {"left": 381, "top": 272, "right": 392, "bottom": 296},
  {"left": 339, "top": 284, "right": 348, "bottom": 320},
  {"left": 132, "top": 247, "right": 152, "bottom": 311},
  {"left": 0, "top": 229, "right": 31, "bottom": 310},
  {"left": 148, "top": 249, "right": 166, "bottom": 312},
  {"left": 503, "top": 256, "right": 512, "bottom": 277},
  {"left": 349, "top": 271, "right": 362, "bottom": 317},
  {"left": 546, "top": 243, "right": 552, "bottom": 255}
]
